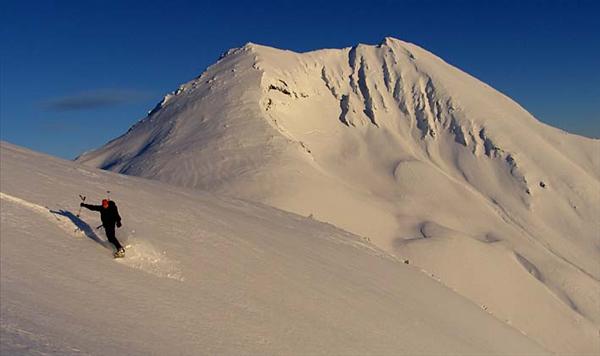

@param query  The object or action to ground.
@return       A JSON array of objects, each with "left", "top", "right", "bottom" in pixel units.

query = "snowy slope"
[
  {"left": 76, "top": 38, "right": 600, "bottom": 354},
  {"left": 0, "top": 141, "right": 553, "bottom": 355}
]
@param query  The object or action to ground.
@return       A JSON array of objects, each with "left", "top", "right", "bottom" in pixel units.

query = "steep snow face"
[
  {"left": 76, "top": 38, "right": 600, "bottom": 354},
  {"left": 76, "top": 46, "right": 282, "bottom": 196},
  {"left": 1, "top": 142, "right": 552, "bottom": 355}
]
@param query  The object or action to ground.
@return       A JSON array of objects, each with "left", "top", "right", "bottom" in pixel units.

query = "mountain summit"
[{"left": 77, "top": 38, "right": 599, "bottom": 353}]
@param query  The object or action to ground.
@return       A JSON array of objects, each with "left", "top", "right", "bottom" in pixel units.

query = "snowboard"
[{"left": 113, "top": 244, "right": 131, "bottom": 259}]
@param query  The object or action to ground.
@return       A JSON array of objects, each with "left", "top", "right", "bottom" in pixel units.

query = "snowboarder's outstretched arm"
[{"left": 81, "top": 203, "right": 102, "bottom": 211}]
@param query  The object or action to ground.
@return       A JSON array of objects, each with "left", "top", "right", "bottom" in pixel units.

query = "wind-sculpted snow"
[{"left": 76, "top": 38, "right": 600, "bottom": 354}]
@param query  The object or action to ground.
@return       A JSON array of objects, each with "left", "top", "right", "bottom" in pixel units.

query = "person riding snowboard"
[{"left": 81, "top": 199, "right": 125, "bottom": 258}]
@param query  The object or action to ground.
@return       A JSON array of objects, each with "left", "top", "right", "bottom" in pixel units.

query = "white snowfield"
[
  {"left": 76, "top": 38, "right": 600, "bottom": 354},
  {"left": 1, "top": 142, "right": 552, "bottom": 355}
]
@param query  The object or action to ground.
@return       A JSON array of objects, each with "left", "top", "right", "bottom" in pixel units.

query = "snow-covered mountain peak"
[{"left": 75, "top": 39, "right": 600, "bottom": 353}]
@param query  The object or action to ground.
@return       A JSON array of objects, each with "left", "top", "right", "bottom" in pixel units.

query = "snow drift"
[{"left": 76, "top": 38, "right": 600, "bottom": 354}]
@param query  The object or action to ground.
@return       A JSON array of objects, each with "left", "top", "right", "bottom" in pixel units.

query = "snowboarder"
[{"left": 80, "top": 199, "right": 125, "bottom": 258}]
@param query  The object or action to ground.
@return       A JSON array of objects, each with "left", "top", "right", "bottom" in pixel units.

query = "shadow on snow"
[{"left": 49, "top": 209, "right": 112, "bottom": 250}]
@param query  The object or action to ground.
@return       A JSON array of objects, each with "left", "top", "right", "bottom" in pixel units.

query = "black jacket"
[{"left": 82, "top": 201, "right": 122, "bottom": 227}]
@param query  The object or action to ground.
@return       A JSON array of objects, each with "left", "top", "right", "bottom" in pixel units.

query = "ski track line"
[
  {"left": 1, "top": 191, "right": 184, "bottom": 282},
  {"left": 0, "top": 191, "right": 85, "bottom": 238}
]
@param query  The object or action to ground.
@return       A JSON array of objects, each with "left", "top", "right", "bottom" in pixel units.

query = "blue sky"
[{"left": 1, "top": 0, "right": 598, "bottom": 159}]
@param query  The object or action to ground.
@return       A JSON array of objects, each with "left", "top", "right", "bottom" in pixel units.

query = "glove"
[{"left": 116, "top": 221, "right": 122, "bottom": 228}]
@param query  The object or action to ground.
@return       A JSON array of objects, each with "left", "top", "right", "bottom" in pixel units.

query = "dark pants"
[{"left": 104, "top": 224, "right": 123, "bottom": 250}]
